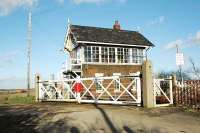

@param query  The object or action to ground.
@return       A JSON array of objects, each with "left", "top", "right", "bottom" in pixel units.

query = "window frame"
[
  {"left": 84, "top": 46, "right": 92, "bottom": 62},
  {"left": 95, "top": 73, "right": 104, "bottom": 93},
  {"left": 109, "top": 47, "right": 115, "bottom": 63},
  {"left": 113, "top": 73, "right": 121, "bottom": 92},
  {"left": 101, "top": 47, "right": 109, "bottom": 63}
]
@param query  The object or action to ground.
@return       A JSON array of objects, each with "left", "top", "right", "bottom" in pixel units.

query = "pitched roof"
[{"left": 69, "top": 25, "right": 154, "bottom": 47}]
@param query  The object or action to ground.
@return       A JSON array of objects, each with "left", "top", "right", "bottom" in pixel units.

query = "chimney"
[{"left": 113, "top": 20, "right": 121, "bottom": 30}]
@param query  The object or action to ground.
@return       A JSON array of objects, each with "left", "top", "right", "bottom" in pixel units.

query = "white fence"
[{"left": 38, "top": 73, "right": 142, "bottom": 105}]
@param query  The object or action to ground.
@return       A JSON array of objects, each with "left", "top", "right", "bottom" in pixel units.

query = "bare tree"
[
  {"left": 188, "top": 57, "right": 200, "bottom": 79},
  {"left": 156, "top": 70, "right": 191, "bottom": 81}
]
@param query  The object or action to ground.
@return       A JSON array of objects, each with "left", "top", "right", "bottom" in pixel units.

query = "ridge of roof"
[
  {"left": 70, "top": 24, "right": 139, "bottom": 33},
  {"left": 69, "top": 24, "right": 154, "bottom": 47}
]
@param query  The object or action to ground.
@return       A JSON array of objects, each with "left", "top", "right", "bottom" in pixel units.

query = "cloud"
[
  {"left": 0, "top": 0, "right": 38, "bottom": 16},
  {"left": 149, "top": 16, "right": 165, "bottom": 25},
  {"left": 190, "top": 30, "right": 200, "bottom": 45},
  {"left": 165, "top": 39, "right": 183, "bottom": 50},
  {"left": 56, "top": 0, "right": 65, "bottom": 4},
  {"left": 0, "top": 0, "right": 126, "bottom": 16},
  {"left": 71, "top": 0, "right": 126, "bottom": 4},
  {"left": 0, "top": 50, "right": 20, "bottom": 68},
  {"left": 165, "top": 30, "right": 200, "bottom": 50},
  {"left": 72, "top": 0, "right": 106, "bottom": 4},
  {"left": 0, "top": 0, "right": 67, "bottom": 16}
]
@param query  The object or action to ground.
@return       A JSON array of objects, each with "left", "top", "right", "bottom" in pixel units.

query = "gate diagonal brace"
[
  {"left": 155, "top": 80, "right": 171, "bottom": 103},
  {"left": 80, "top": 80, "right": 96, "bottom": 100},
  {"left": 115, "top": 79, "right": 137, "bottom": 101},
  {"left": 63, "top": 81, "right": 77, "bottom": 99},
  {"left": 115, "top": 79, "right": 136, "bottom": 101},
  {"left": 49, "top": 83, "right": 64, "bottom": 99},
  {"left": 97, "top": 79, "right": 115, "bottom": 101},
  {"left": 40, "top": 84, "right": 53, "bottom": 99}
]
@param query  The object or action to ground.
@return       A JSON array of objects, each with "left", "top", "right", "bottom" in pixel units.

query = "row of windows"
[{"left": 84, "top": 46, "right": 144, "bottom": 64}]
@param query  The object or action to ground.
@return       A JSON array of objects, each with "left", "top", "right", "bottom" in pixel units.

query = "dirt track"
[{"left": 0, "top": 103, "right": 199, "bottom": 133}]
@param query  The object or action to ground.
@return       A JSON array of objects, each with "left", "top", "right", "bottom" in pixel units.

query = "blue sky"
[{"left": 0, "top": 0, "right": 200, "bottom": 89}]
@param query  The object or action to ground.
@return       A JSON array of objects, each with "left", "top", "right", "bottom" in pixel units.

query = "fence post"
[
  {"left": 136, "top": 72, "right": 141, "bottom": 104},
  {"left": 35, "top": 73, "right": 41, "bottom": 102},
  {"left": 172, "top": 75, "right": 177, "bottom": 104},
  {"left": 169, "top": 76, "right": 173, "bottom": 104},
  {"left": 142, "top": 60, "right": 154, "bottom": 108}
]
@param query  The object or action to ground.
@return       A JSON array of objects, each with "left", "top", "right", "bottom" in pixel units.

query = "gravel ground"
[{"left": 0, "top": 103, "right": 199, "bottom": 133}]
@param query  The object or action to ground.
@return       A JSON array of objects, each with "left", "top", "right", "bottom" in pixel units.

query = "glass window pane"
[
  {"left": 117, "top": 48, "right": 123, "bottom": 63},
  {"left": 109, "top": 48, "right": 115, "bottom": 63},
  {"left": 92, "top": 46, "right": 99, "bottom": 62},
  {"left": 124, "top": 48, "right": 129, "bottom": 63},
  {"left": 132, "top": 48, "right": 137, "bottom": 63},
  {"left": 102, "top": 47, "right": 108, "bottom": 63},
  {"left": 138, "top": 49, "right": 143, "bottom": 64},
  {"left": 84, "top": 46, "right": 91, "bottom": 62}
]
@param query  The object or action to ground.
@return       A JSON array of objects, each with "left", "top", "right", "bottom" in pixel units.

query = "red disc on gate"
[{"left": 74, "top": 82, "right": 83, "bottom": 93}]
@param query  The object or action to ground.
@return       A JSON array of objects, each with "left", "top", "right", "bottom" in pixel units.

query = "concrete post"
[
  {"left": 142, "top": 60, "right": 154, "bottom": 108},
  {"left": 35, "top": 73, "right": 40, "bottom": 102}
]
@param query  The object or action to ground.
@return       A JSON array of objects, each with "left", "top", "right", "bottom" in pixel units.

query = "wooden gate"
[
  {"left": 154, "top": 77, "right": 173, "bottom": 107},
  {"left": 38, "top": 73, "right": 142, "bottom": 106}
]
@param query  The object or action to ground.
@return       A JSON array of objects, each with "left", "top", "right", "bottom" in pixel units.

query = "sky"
[{"left": 0, "top": 0, "right": 200, "bottom": 89}]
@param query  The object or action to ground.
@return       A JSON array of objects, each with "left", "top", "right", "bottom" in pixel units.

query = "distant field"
[{"left": 0, "top": 89, "right": 35, "bottom": 105}]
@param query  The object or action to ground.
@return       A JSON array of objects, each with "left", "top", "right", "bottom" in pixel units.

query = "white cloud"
[
  {"left": 165, "top": 30, "right": 200, "bottom": 50},
  {"left": 56, "top": 0, "right": 65, "bottom": 4},
  {"left": 0, "top": 0, "right": 126, "bottom": 16},
  {"left": 149, "top": 16, "right": 165, "bottom": 25},
  {"left": 165, "top": 39, "right": 183, "bottom": 50},
  {"left": 0, "top": 0, "right": 67, "bottom": 16},
  {"left": 191, "top": 30, "right": 200, "bottom": 45},
  {"left": 71, "top": 0, "right": 126, "bottom": 4},
  {"left": 0, "top": 0, "right": 38, "bottom": 16},
  {"left": 72, "top": 0, "right": 106, "bottom": 4}
]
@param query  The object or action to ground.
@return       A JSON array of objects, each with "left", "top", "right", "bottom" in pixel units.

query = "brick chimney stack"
[{"left": 113, "top": 20, "right": 121, "bottom": 30}]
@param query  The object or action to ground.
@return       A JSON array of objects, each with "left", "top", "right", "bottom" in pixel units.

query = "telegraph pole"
[
  {"left": 27, "top": 11, "right": 32, "bottom": 96},
  {"left": 176, "top": 44, "right": 184, "bottom": 85}
]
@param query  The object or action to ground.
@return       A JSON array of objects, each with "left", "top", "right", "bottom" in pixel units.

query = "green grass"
[
  {"left": 7, "top": 95, "right": 35, "bottom": 104},
  {"left": 0, "top": 91, "right": 35, "bottom": 105}
]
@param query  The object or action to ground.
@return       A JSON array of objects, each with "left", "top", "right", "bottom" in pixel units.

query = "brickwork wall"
[{"left": 82, "top": 64, "right": 142, "bottom": 77}]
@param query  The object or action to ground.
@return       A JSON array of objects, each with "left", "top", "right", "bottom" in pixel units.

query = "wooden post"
[
  {"left": 169, "top": 76, "right": 173, "bottom": 104},
  {"left": 172, "top": 75, "right": 176, "bottom": 104},
  {"left": 35, "top": 73, "right": 40, "bottom": 102},
  {"left": 142, "top": 60, "right": 154, "bottom": 108},
  {"left": 194, "top": 84, "right": 197, "bottom": 107}
]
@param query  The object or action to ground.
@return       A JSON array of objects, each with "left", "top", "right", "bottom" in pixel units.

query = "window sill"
[
  {"left": 96, "top": 90, "right": 104, "bottom": 93},
  {"left": 114, "top": 90, "right": 121, "bottom": 93},
  {"left": 82, "top": 62, "right": 142, "bottom": 65}
]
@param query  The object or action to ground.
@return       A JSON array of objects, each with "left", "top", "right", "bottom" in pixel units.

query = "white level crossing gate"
[{"left": 38, "top": 73, "right": 141, "bottom": 105}]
